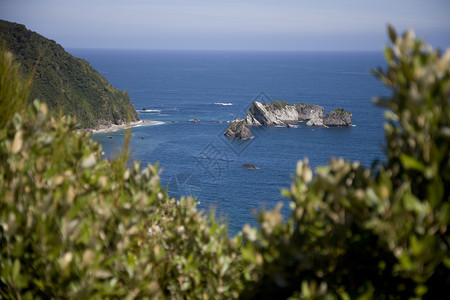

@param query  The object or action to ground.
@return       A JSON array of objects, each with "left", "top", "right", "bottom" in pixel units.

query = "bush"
[
  {"left": 0, "top": 47, "right": 242, "bottom": 299},
  {"left": 239, "top": 26, "right": 449, "bottom": 299},
  {"left": 267, "top": 100, "right": 290, "bottom": 110}
]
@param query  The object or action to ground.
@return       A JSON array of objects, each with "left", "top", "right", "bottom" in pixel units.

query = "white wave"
[
  {"left": 138, "top": 109, "right": 162, "bottom": 113},
  {"left": 134, "top": 121, "right": 165, "bottom": 127},
  {"left": 150, "top": 121, "right": 165, "bottom": 126},
  {"left": 214, "top": 102, "right": 233, "bottom": 106}
]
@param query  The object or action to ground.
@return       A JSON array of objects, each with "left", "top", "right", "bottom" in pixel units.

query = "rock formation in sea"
[
  {"left": 224, "top": 118, "right": 252, "bottom": 140},
  {"left": 323, "top": 108, "right": 352, "bottom": 127},
  {"left": 245, "top": 101, "right": 324, "bottom": 126},
  {"left": 224, "top": 100, "right": 352, "bottom": 139}
]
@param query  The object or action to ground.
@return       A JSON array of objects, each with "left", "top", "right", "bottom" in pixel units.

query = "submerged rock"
[
  {"left": 224, "top": 118, "right": 252, "bottom": 140},
  {"left": 243, "top": 164, "right": 259, "bottom": 170}
]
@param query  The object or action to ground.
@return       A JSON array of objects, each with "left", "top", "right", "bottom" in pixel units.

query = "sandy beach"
[{"left": 90, "top": 120, "right": 162, "bottom": 134}]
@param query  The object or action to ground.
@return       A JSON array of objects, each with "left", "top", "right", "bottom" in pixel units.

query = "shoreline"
[{"left": 90, "top": 120, "right": 163, "bottom": 134}]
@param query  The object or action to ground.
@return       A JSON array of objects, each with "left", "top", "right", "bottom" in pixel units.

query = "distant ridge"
[{"left": 0, "top": 20, "right": 139, "bottom": 129}]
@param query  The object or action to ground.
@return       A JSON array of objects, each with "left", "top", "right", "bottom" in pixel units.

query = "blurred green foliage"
[
  {"left": 0, "top": 47, "right": 243, "bottom": 299},
  {"left": 0, "top": 20, "right": 139, "bottom": 129},
  {"left": 239, "top": 26, "right": 449, "bottom": 299},
  {"left": 0, "top": 41, "right": 28, "bottom": 128},
  {"left": 0, "top": 26, "right": 448, "bottom": 299}
]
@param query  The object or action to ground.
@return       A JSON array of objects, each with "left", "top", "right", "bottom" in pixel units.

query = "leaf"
[
  {"left": 443, "top": 256, "right": 450, "bottom": 269},
  {"left": 388, "top": 24, "right": 397, "bottom": 43},
  {"left": 384, "top": 47, "right": 394, "bottom": 63},
  {"left": 400, "top": 154, "right": 425, "bottom": 172},
  {"left": 414, "top": 285, "right": 428, "bottom": 297},
  {"left": 403, "top": 192, "right": 423, "bottom": 214},
  {"left": 12, "top": 259, "right": 20, "bottom": 282},
  {"left": 11, "top": 130, "right": 23, "bottom": 154},
  {"left": 81, "top": 153, "right": 96, "bottom": 169},
  {"left": 384, "top": 110, "right": 399, "bottom": 122},
  {"left": 372, "top": 97, "right": 392, "bottom": 108},
  {"left": 427, "top": 178, "right": 444, "bottom": 208}
]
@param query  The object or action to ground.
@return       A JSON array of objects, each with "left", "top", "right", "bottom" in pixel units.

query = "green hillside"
[{"left": 0, "top": 20, "right": 139, "bottom": 129}]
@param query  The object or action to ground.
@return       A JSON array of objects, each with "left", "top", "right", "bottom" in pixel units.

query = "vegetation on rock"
[
  {"left": 263, "top": 100, "right": 290, "bottom": 111},
  {"left": 0, "top": 20, "right": 139, "bottom": 129},
  {"left": 331, "top": 107, "right": 350, "bottom": 115},
  {"left": 0, "top": 26, "right": 448, "bottom": 299}
]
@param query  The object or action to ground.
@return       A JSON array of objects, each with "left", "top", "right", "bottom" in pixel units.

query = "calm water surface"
[{"left": 70, "top": 49, "right": 389, "bottom": 235}]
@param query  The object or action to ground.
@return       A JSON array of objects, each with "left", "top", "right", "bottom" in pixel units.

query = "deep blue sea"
[{"left": 70, "top": 49, "right": 389, "bottom": 236}]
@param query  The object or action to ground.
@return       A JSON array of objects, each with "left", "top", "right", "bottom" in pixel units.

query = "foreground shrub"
[
  {"left": 239, "top": 27, "right": 449, "bottom": 299},
  {"left": 0, "top": 47, "right": 242, "bottom": 299}
]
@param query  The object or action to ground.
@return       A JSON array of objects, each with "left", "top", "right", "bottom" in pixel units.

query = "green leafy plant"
[
  {"left": 0, "top": 47, "right": 243, "bottom": 299},
  {"left": 239, "top": 26, "right": 449, "bottom": 299}
]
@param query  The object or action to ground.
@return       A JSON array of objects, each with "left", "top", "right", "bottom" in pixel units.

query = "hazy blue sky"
[{"left": 1, "top": 0, "right": 449, "bottom": 51}]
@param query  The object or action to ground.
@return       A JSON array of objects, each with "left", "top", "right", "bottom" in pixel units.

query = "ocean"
[{"left": 69, "top": 49, "right": 389, "bottom": 236}]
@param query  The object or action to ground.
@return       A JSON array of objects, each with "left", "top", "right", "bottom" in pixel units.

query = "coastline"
[{"left": 90, "top": 120, "right": 162, "bottom": 134}]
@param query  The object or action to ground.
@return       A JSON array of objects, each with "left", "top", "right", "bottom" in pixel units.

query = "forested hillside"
[{"left": 0, "top": 20, "right": 139, "bottom": 129}]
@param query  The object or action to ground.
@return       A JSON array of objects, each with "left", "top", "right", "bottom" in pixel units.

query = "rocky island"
[
  {"left": 226, "top": 100, "right": 352, "bottom": 139},
  {"left": 224, "top": 118, "right": 252, "bottom": 140}
]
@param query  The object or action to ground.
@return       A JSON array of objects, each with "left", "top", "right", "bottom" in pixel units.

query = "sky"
[{"left": 1, "top": 0, "right": 449, "bottom": 51}]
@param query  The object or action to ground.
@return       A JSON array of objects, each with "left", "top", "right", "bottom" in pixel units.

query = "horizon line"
[{"left": 66, "top": 47, "right": 384, "bottom": 53}]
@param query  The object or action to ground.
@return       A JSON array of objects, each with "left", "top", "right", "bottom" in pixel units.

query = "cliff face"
[
  {"left": 0, "top": 20, "right": 139, "bottom": 129},
  {"left": 245, "top": 101, "right": 323, "bottom": 126}
]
